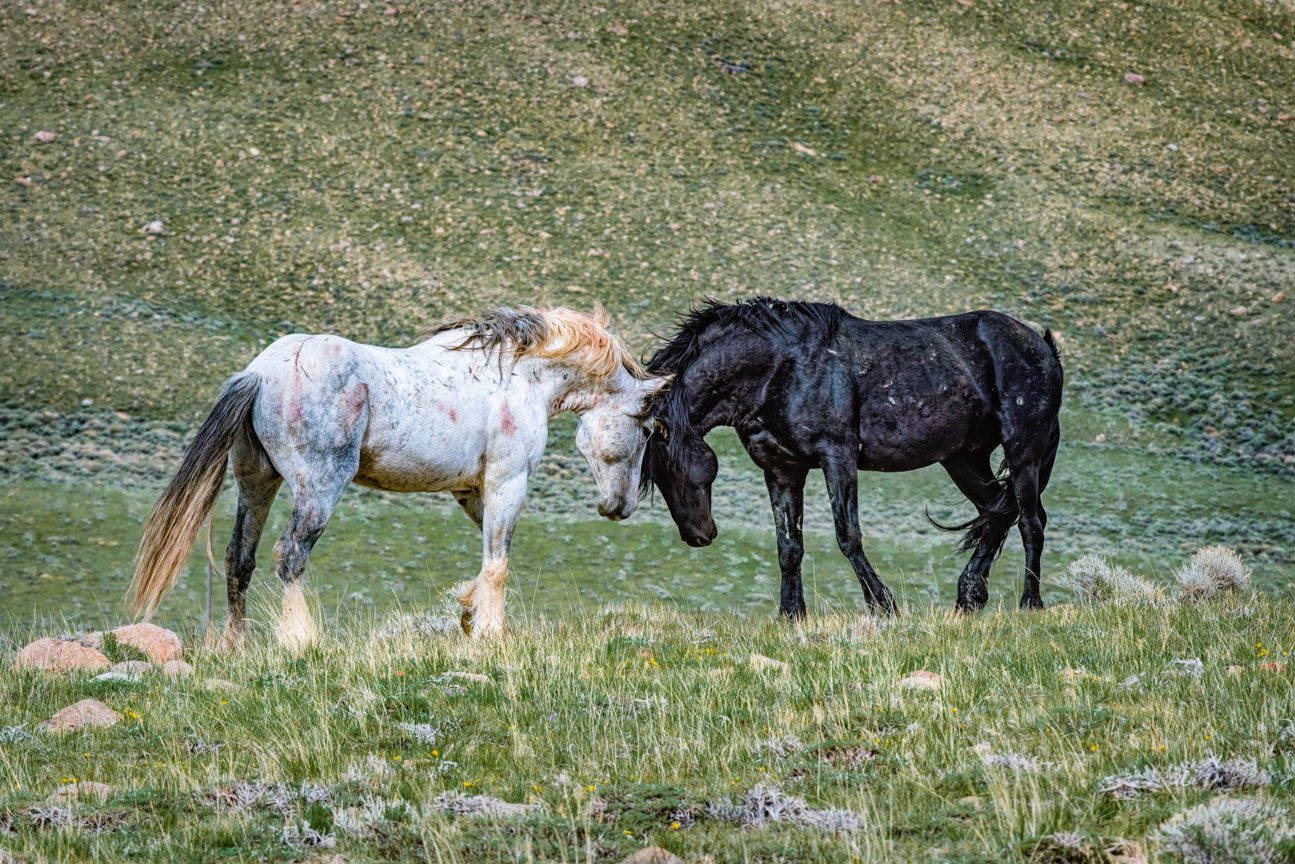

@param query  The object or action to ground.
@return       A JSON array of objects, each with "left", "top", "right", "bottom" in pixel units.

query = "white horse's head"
[{"left": 575, "top": 370, "right": 670, "bottom": 521}]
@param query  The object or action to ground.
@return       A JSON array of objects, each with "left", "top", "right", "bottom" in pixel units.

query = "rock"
[
  {"left": 203, "top": 678, "right": 242, "bottom": 693},
  {"left": 42, "top": 699, "right": 121, "bottom": 733},
  {"left": 110, "top": 622, "right": 183, "bottom": 663},
  {"left": 92, "top": 672, "right": 138, "bottom": 683},
  {"left": 161, "top": 660, "right": 194, "bottom": 678},
  {"left": 34, "top": 130, "right": 58, "bottom": 142},
  {"left": 749, "top": 653, "right": 789, "bottom": 674},
  {"left": 1124, "top": 72, "right": 1146, "bottom": 86},
  {"left": 448, "top": 671, "right": 490, "bottom": 683},
  {"left": 111, "top": 660, "right": 155, "bottom": 677},
  {"left": 898, "top": 670, "right": 942, "bottom": 691},
  {"left": 46, "top": 781, "right": 114, "bottom": 804},
  {"left": 617, "top": 848, "right": 686, "bottom": 864},
  {"left": 143, "top": 220, "right": 165, "bottom": 235},
  {"left": 12, "top": 638, "right": 110, "bottom": 673}
]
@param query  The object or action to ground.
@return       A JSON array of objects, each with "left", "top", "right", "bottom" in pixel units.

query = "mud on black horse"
[{"left": 641, "top": 297, "right": 1063, "bottom": 616}]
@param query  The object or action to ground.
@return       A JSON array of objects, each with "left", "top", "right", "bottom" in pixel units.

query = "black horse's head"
[{"left": 642, "top": 419, "right": 719, "bottom": 547}]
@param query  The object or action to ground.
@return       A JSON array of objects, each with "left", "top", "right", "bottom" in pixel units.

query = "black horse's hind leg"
[
  {"left": 763, "top": 467, "right": 809, "bottom": 620},
  {"left": 822, "top": 454, "right": 896, "bottom": 614},
  {"left": 1003, "top": 450, "right": 1047, "bottom": 610},
  {"left": 222, "top": 435, "right": 282, "bottom": 650},
  {"left": 941, "top": 450, "right": 1017, "bottom": 612}
]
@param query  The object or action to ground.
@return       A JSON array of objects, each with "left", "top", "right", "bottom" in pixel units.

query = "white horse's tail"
[{"left": 128, "top": 373, "right": 260, "bottom": 620}]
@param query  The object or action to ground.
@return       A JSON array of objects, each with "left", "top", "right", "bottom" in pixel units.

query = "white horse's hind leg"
[
  {"left": 222, "top": 434, "right": 282, "bottom": 652},
  {"left": 458, "top": 474, "right": 528, "bottom": 640},
  {"left": 280, "top": 580, "right": 317, "bottom": 648}
]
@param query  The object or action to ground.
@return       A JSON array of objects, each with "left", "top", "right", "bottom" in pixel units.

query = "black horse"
[{"left": 642, "top": 297, "right": 1063, "bottom": 616}]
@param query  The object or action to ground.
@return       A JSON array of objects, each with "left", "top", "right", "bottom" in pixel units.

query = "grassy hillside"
[
  {"left": 1, "top": 1, "right": 1293, "bottom": 622},
  {"left": 2, "top": 599, "right": 1294, "bottom": 863}
]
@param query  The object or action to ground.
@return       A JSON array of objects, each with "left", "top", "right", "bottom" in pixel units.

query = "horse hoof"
[{"left": 460, "top": 609, "right": 474, "bottom": 637}]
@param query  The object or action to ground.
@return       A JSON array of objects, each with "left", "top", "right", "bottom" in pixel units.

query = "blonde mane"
[{"left": 427, "top": 304, "right": 647, "bottom": 383}]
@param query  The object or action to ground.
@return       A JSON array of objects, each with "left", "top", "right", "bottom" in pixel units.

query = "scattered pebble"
[
  {"left": 162, "top": 660, "right": 194, "bottom": 677},
  {"left": 12, "top": 638, "right": 110, "bottom": 674},
  {"left": 34, "top": 130, "right": 58, "bottom": 142},
  {"left": 1124, "top": 72, "right": 1146, "bottom": 85},
  {"left": 617, "top": 848, "right": 686, "bottom": 864},
  {"left": 899, "top": 670, "right": 941, "bottom": 690},
  {"left": 144, "top": 220, "right": 165, "bottom": 235},
  {"left": 46, "top": 781, "right": 114, "bottom": 804},
  {"left": 42, "top": 699, "right": 121, "bottom": 733},
  {"left": 749, "top": 653, "right": 790, "bottom": 674}
]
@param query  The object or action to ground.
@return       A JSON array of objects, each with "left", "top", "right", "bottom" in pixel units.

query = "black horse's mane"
[
  {"left": 646, "top": 296, "right": 845, "bottom": 378},
  {"left": 640, "top": 297, "right": 846, "bottom": 493}
]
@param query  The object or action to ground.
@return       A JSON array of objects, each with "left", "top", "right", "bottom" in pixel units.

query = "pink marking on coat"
[
  {"left": 500, "top": 400, "right": 516, "bottom": 437},
  {"left": 430, "top": 398, "right": 458, "bottom": 423}
]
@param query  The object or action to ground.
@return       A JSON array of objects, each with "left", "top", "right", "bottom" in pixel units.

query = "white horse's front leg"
[{"left": 457, "top": 474, "right": 528, "bottom": 639}]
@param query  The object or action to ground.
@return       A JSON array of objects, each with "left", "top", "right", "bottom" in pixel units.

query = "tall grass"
[{"left": 2, "top": 596, "right": 1292, "bottom": 862}]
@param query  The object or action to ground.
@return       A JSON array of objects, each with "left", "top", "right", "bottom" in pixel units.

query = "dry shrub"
[
  {"left": 1057, "top": 554, "right": 1162, "bottom": 606},
  {"left": 708, "top": 783, "right": 862, "bottom": 833},
  {"left": 1174, "top": 546, "right": 1252, "bottom": 604},
  {"left": 1155, "top": 797, "right": 1294, "bottom": 864}
]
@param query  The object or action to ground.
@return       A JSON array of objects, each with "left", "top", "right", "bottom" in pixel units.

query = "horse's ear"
[{"left": 642, "top": 374, "right": 672, "bottom": 397}]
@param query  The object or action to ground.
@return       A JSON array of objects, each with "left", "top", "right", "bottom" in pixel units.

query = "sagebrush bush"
[
  {"left": 1155, "top": 797, "right": 1294, "bottom": 864},
  {"left": 1175, "top": 546, "right": 1252, "bottom": 604},
  {"left": 1057, "top": 554, "right": 1162, "bottom": 606}
]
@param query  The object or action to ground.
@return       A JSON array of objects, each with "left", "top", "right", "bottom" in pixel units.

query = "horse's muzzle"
[
  {"left": 682, "top": 522, "right": 718, "bottom": 547},
  {"left": 598, "top": 498, "right": 637, "bottom": 521}
]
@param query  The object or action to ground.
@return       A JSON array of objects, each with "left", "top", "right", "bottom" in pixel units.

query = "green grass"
[
  {"left": 2, "top": 598, "right": 1294, "bottom": 863},
  {"left": 2, "top": 3, "right": 1295, "bottom": 857}
]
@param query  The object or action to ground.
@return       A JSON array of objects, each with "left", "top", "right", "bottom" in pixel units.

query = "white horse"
[{"left": 128, "top": 305, "right": 669, "bottom": 646}]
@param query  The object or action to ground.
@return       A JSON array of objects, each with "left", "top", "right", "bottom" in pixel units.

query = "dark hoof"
[{"left": 1019, "top": 595, "right": 1045, "bottom": 611}]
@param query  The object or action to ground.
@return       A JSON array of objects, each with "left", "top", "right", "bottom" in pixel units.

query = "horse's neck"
[
  {"left": 534, "top": 361, "right": 610, "bottom": 418},
  {"left": 681, "top": 339, "right": 770, "bottom": 433}
]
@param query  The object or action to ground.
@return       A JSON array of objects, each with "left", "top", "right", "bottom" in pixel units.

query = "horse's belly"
[{"left": 353, "top": 448, "right": 479, "bottom": 493}]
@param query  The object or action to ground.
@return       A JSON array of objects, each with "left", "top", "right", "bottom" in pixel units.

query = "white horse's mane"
[{"left": 426, "top": 304, "right": 647, "bottom": 384}]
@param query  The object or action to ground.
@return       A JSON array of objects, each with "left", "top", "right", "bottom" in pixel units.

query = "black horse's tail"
[
  {"left": 929, "top": 419, "right": 1061, "bottom": 553},
  {"left": 927, "top": 463, "right": 1018, "bottom": 554}
]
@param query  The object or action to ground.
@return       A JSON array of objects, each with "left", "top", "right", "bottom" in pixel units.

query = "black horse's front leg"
[
  {"left": 821, "top": 453, "right": 897, "bottom": 615},
  {"left": 763, "top": 468, "right": 809, "bottom": 620}
]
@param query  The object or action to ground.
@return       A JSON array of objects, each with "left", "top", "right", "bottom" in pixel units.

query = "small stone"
[
  {"left": 111, "top": 622, "right": 183, "bottom": 663},
  {"left": 12, "top": 638, "right": 110, "bottom": 673},
  {"left": 1273, "top": 291, "right": 1285, "bottom": 303},
  {"left": 617, "top": 848, "right": 686, "bottom": 864},
  {"left": 161, "top": 660, "right": 194, "bottom": 677},
  {"left": 111, "top": 660, "right": 154, "bottom": 677},
  {"left": 749, "top": 653, "right": 789, "bottom": 674},
  {"left": 34, "top": 130, "right": 58, "bottom": 142},
  {"left": 204, "top": 678, "right": 242, "bottom": 693},
  {"left": 1229, "top": 306, "right": 1248, "bottom": 315},
  {"left": 572, "top": 75, "right": 589, "bottom": 87},
  {"left": 92, "top": 672, "right": 138, "bottom": 683},
  {"left": 42, "top": 699, "right": 121, "bottom": 733},
  {"left": 448, "top": 671, "right": 490, "bottom": 683},
  {"left": 899, "top": 670, "right": 942, "bottom": 691},
  {"left": 1124, "top": 72, "right": 1146, "bottom": 85},
  {"left": 143, "top": 220, "right": 165, "bottom": 235},
  {"left": 46, "top": 781, "right": 114, "bottom": 804}
]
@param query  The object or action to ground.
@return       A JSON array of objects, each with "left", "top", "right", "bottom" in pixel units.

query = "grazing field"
[
  {"left": 1, "top": 0, "right": 1292, "bottom": 630},
  {"left": 1, "top": 0, "right": 1294, "bottom": 859},
  {"left": 2, "top": 596, "right": 1294, "bottom": 864}
]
